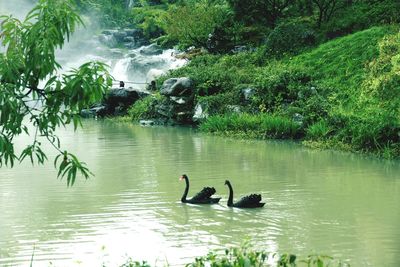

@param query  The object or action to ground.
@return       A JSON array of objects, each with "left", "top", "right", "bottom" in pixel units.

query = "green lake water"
[{"left": 1, "top": 120, "right": 399, "bottom": 266}]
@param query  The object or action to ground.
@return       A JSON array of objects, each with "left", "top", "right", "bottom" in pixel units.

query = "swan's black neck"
[
  {"left": 181, "top": 176, "right": 189, "bottom": 202},
  {"left": 226, "top": 181, "right": 234, "bottom": 207}
]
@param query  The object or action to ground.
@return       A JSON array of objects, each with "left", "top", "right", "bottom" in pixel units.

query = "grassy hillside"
[
  {"left": 148, "top": 25, "right": 399, "bottom": 158},
  {"left": 290, "top": 26, "right": 394, "bottom": 91}
]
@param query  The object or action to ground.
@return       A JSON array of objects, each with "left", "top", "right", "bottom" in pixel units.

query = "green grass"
[
  {"left": 306, "top": 120, "right": 331, "bottom": 140},
  {"left": 199, "top": 113, "right": 303, "bottom": 139},
  {"left": 288, "top": 26, "right": 397, "bottom": 98}
]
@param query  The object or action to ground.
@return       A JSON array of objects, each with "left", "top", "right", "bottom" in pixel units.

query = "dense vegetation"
[{"left": 119, "top": 0, "right": 399, "bottom": 158}]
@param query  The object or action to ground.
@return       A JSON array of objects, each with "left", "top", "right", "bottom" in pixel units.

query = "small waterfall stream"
[
  {"left": 1, "top": 0, "right": 186, "bottom": 90},
  {"left": 57, "top": 33, "right": 187, "bottom": 90}
]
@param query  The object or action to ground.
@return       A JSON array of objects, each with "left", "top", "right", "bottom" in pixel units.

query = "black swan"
[
  {"left": 180, "top": 174, "right": 221, "bottom": 204},
  {"left": 224, "top": 180, "right": 265, "bottom": 208}
]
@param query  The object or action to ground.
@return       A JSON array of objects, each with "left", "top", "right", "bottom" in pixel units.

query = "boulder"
[
  {"left": 193, "top": 103, "right": 208, "bottom": 122},
  {"left": 140, "top": 120, "right": 155, "bottom": 126},
  {"left": 241, "top": 87, "right": 256, "bottom": 102},
  {"left": 81, "top": 105, "right": 109, "bottom": 118},
  {"left": 231, "top": 45, "right": 248, "bottom": 53},
  {"left": 101, "top": 29, "right": 118, "bottom": 35},
  {"left": 80, "top": 109, "right": 96, "bottom": 118},
  {"left": 106, "top": 88, "right": 150, "bottom": 110},
  {"left": 170, "top": 96, "right": 191, "bottom": 105},
  {"left": 155, "top": 101, "right": 174, "bottom": 118},
  {"left": 292, "top": 113, "right": 304, "bottom": 126},
  {"left": 113, "top": 31, "right": 128, "bottom": 43},
  {"left": 227, "top": 105, "right": 242, "bottom": 113},
  {"left": 160, "top": 77, "right": 194, "bottom": 97},
  {"left": 98, "top": 34, "right": 118, "bottom": 48},
  {"left": 128, "top": 56, "right": 167, "bottom": 74},
  {"left": 140, "top": 44, "right": 163, "bottom": 56},
  {"left": 124, "top": 36, "right": 136, "bottom": 43}
]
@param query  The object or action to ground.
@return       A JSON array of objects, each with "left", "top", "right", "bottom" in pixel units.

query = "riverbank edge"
[{"left": 106, "top": 116, "right": 399, "bottom": 161}]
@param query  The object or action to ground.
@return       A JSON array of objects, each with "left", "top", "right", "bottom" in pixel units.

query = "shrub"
[
  {"left": 130, "top": 6, "right": 167, "bottom": 39},
  {"left": 128, "top": 95, "right": 160, "bottom": 122},
  {"left": 161, "top": 0, "right": 230, "bottom": 48},
  {"left": 330, "top": 111, "right": 399, "bottom": 152},
  {"left": 265, "top": 22, "right": 316, "bottom": 56},
  {"left": 196, "top": 90, "right": 242, "bottom": 115},
  {"left": 324, "top": 0, "right": 400, "bottom": 39},
  {"left": 254, "top": 66, "right": 311, "bottom": 112}
]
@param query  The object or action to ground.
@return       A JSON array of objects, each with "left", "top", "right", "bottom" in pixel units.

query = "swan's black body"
[
  {"left": 180, "top": 174, "right": 221, "bottom": 204},
  {"left": 225, "top": 180, "right": 265, "bottom": 208}
]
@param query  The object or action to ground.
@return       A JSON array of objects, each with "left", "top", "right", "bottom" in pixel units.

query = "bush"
[
  {"left": 130, "top": 6, "right": 167, "bottom": 39},
  {"left": 265, "top": 22, "right": 316, "bottom": 56},
  {"left": 128, "top": 95, "right": 160, "bottom": 121},
  {"left": 165, "top": 53, "right": 257, "bottom": 97},
  {"left": 161, "top": 0, "right": 230, "bottom": 48},
  {"left": 196, "top": 90, "right": 242, "bottom": 115},
  {"left": 254, "top": 66, "right": 311, "bottom": 112},
  {"left": 324, "top": 0, "right": 400, "bottom": 39},
  {"left": 330, "top": 111, "right": 399, "bottom": 153}
]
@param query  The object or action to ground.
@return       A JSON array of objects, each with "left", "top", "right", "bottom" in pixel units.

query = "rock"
[
  {"left": 293, "top": 113, "right": 304, "bottom": 125},
  {"left": 113, "top": 31, "right": 128, "bottom": 43},
  {"left": 124, "top": 28, "right": 144, "bottom": 38},
  {"left": 109, "top": 48, "right": 124, "bottom": 58},
  {"left": 170, "top": 96, "right": 190, "bottom": 105},
  {"left": 155, "top": 102, "right": 174, "bottom": 118},
  {"left": 241, "top": 87, "right": 256, "bottom": 102},
  {"left": 101, "top": 29, "right": 118, "bottom": 35},
  {"left": 231, "top": 45, "right": 248, "bottom": 53},
  {"left": 140, "top": 44, "right": 163, "bottom": 56},
  {"left": 106, "top": 88, "right": 150, "bottom": 110},
  {"left": 100, "top": 28, "right": 148, "bottom": 49},
  {"left": 91, "top": 105, "right": 109, "bottom": 117},
  {"left": 98, "top": 34, "right": 118, "bottom": 48},
  {"left": 193, "top": 103, "right": 208, "bottom": 122},
  {"left": 160, "top": 77, "right": 194, "bottom": 96},
  {"left": 128, "top": 52, "right": 138, "bottom": 58},
  {"left": 128, "top": 56, "right": 167, "bottom": 74},
  {"left": 80, "top": 109, "right": 96, "bottom": 118},
  {"left": 227, "top": 105, "right": 242, "bottom": 113},
  {"left": 124, "top": 36, "right": 135, "bottom": 43},
  {"left": 80, "top": 105, "right": 109, "bottom": 118},
  {"left": 140, "top": 120, "right": 155, "bottom": 126}
]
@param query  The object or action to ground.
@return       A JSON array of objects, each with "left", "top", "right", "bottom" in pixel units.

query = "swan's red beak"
[{"left": 179, "top": 175, "right": 184, "bottom": 181}]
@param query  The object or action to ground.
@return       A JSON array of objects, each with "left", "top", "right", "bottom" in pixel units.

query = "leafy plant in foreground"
[{"left": 0, "top": 0, "right": 112, "bottom": 185}]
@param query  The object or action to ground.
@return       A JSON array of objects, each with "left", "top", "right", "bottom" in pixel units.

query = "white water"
[
  {"left": 56, "top": 41, "right": 186, "bottom": 89},
  {"left": 0, "top": 0, "right": 187, "bottom": 90}
]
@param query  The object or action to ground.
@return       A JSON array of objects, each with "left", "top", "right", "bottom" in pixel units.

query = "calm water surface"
[{"left": 0, "top": 120, "right": 399, "bottom": 266}]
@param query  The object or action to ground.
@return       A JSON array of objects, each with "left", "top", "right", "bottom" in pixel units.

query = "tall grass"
[
  {"left": 306, "top": 120, "right": 331, "bottom": 140},
  {"left": 199, "top": 113, "right": 303, "bottom": 139}
]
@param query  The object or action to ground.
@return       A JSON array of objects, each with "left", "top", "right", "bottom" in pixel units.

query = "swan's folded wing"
[
  {"left": 236, "top": 194, "right": 262, "bottom": 206},
  {"left": 191, "top": 187, "right": 216, "bottom": 201}
]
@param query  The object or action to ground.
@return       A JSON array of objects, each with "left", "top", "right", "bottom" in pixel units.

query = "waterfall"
[{"left": 2, "top": 0, "right": 187, "bottom": 91}]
